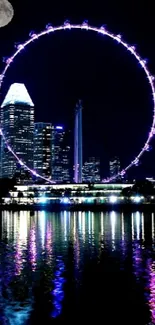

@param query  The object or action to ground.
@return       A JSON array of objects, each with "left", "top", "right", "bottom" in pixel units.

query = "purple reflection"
[
  {"left": 120, "top": 214, "right": 127, "bottom": 264},
  {"left": 133, "top": 242, "right": 143, "bottom": 280},
  {"left": 74, "top": 232, "right": 80, "bottom": 271},
  {"left": 29, "top": 225, "right": 37, "bottom": 271},
  {"left": 46, "top": 221, "right": 53, "bottom": 266},
  {"left": 0, "top": 212, "right": 33, "bottom": 325},
  {"left": 15, "top": 235, "right": 23, "bottom": 276},
  {"left": 147, "top": 260, "right": 155, "bottom": 323}
]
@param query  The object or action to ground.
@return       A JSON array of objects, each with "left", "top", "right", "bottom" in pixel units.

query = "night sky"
[{"left": 0, "top": 0, "right": 155, "bottom": 179}]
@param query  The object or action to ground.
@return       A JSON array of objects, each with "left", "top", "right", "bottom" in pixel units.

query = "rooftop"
[{"left": 1, "top": 83, "right": 34, "bottom": 108}]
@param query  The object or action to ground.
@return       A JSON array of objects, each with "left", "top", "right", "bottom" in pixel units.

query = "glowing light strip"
[{"left": 0, "top": 21, "right": 154, "bottom": 183}]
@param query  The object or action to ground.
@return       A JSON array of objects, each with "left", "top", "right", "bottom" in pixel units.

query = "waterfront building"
[
  {"left": 3, "top": 182, "right": 134, "bottom": 205},
  {"left": 74, "top": 100, "right": 83, "bottom": 183},
  {"left": 34, "top": 123, "right": 52, "bottom": 179},
  {"left": 109, "top": 156, "right": 121, "bottom": 180},
  {"left": 0, "top": 83, "right": 34, "bottom": 179},
  {"left": 83, "top": 157, "right": 101, "bottom": 183},
  {"left": 51, "top": 126, "right": 70, "bottom": 182}
]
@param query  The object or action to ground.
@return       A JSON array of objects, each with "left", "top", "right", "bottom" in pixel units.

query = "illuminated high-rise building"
[
  {"left": 34, "top": 123, "right": 52, "bottom": 179},
  {"left": 0, "top": 83, "right": 34, "bottom": 179},
  {"left": 51, "top": 126, "right": 70, "bottom": 182},
  {"left": 109, "top": 156, "right": 121, "bottom": 180},
  {"left": 74, "top": 100, "right": 83, "bottom": 183},
  {"left": 83, "top": 157, "right": 101, "bottom": 183}
]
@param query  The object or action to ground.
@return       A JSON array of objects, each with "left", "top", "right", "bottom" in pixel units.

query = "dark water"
[{"left": 0, "top": 211, "right": 155, "bottom": 324}]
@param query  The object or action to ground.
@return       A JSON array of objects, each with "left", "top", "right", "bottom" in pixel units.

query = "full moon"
[{"left": 0, "top": 0, "right": 14, "bottom": 27}]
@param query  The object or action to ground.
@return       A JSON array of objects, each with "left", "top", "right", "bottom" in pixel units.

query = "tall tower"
[
  {"left": 74, "top": 100, "right": 83, "bottom": 183},
  {"left": 0, "top": 83, "right": 34, "bottom": 179}
]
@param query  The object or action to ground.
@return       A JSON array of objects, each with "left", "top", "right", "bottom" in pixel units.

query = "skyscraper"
[
  {"left": 0, "top": 134, "right": 2, "bottom": 178},
  {"left": 83, "top": 157, "right": 101, "bottom": 183},
  {"left": 109, "top": 156, "right": 121, "bottom": 180},
  {"left": 74, "top": 100, "right": 83, "bottom": 183},
  {"left": 0, "top": 83, "right": 34, "bottom": 179},
  {"left": 51, "top": 126, "right": 70, "bottom": 183},
  {"left": 34, "top": 123, "right": 52, "bottom": 179}
]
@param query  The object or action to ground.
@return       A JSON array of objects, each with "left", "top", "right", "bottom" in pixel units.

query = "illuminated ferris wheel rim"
[{"left": 0, "top": 21, "right": 155, "bottom": 184}]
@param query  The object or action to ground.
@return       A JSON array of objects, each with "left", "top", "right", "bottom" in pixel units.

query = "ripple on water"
[{"left": 0, "top": 210, "right": 155, "bottom": 324}]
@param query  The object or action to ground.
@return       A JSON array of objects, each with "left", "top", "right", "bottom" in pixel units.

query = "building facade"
[
  {"left": 109, "top": 156, "right": 121, "bottom": 180},
  {"left": 0, "top": 135, "right": 2, "bottom": 178},
  {"left": 51, "top": 126, "right": 70, "bottom": 182},
  {"left": 34, "top": 123, "right": 52, "bottom": 179},
  {"left": 0, "top": 83, "right": 34, "bottom": 179},
  {"left": 83, "top": 157, "right": 101, "bottom": 183},
  {"left": 4, "top": 182, "right": 134, "bottom": 205}
]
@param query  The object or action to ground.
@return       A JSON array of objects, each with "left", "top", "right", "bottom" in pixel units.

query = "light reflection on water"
[{"left": 0, "top": 211, "right": 155, "bottom": 324}]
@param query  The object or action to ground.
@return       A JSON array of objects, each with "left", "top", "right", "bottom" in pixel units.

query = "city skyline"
[
  {"left": 0, "top": 83, "right": 72, "bottom": 183},
  {"left": 0, "top": 1, "right": 154, "bottom": 179},
  {"left": 0, "top": 2, "right": 155, "bottom": 325},
  {"left": 0, "top": 81, "right": 152, "bottom": 182},
  {"left": 1, "top": 82, "right": 103, "bottom": 183}
]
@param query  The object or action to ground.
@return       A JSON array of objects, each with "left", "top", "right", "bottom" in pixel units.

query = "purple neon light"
[{"left": 0, "top": 21, "right": 154, "bottom": 183}]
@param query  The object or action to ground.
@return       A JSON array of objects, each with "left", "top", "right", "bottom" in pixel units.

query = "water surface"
[{"left": 0, "top": 211, "right": 155, "bottom": 324}]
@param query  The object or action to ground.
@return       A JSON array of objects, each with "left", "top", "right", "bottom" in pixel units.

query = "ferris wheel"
[{"left": 0, "top": 21, "right": 154, "bottom": 183}]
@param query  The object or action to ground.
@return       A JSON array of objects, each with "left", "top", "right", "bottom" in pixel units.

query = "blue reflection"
[
  {"left": 4, "top": 303, "right": 32, "bottom": 325},
  {"left": 62, "top": 197, "right": 69, "bottom": 204},
  {"left": 51, "top": 257, "right": 65, "bottom": 318},
  {"left": 39, "top": 196, "right": 47, "bottom": 204}
]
